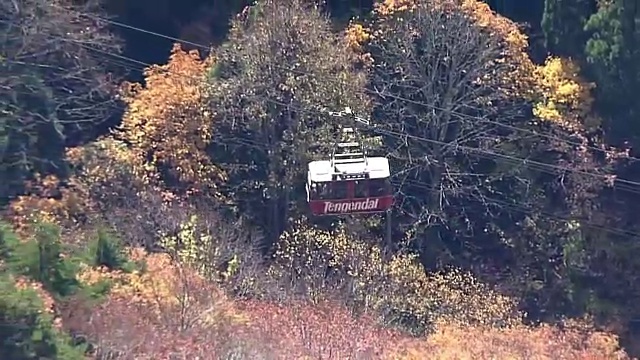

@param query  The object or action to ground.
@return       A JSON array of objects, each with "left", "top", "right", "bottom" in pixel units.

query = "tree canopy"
[{"left": 0, "top": 0, "right": 122, "bottom": 203}]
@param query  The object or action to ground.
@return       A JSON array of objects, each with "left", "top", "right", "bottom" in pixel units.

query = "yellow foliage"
[
  {"left": 159, "top": 214, "right": 212, "bottom": 275},
  {"left": 374, "top": 0, "right": 417, "bottom": 15},
  {"left": 533, "top": 57, "right": 600, "bottom": 132},
  {"left": 78, "top": 249, "right": 178, "bottom": 308},
  {"left": 158, "top": 214, "right": 241, "bottom": 286},
  {"left": 118, "top": 43, "right": 225, "bottom": 197},
  {"left": 270, "top": 220, "right": 520, "bottom": 331},
  {"left": 391, "top": 321, "right": 629, "bottom": 359},
  {"left": 345, "top": 23, "right": 370, "bottom": 50}
]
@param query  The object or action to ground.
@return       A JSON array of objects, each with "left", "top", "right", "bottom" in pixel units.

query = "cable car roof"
[{"left": 308, "top": 157, "right": 390, "bottom": 182}]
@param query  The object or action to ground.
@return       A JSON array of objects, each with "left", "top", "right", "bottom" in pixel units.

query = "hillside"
[
  {"left": 2, "top": 0, "right": 640, "bottom": 358},
  {"left": 0, "top": 223, "right": 630, "bottom": 359}
]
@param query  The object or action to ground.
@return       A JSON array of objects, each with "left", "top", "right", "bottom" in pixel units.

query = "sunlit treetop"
[
  {"left": 532, "top": 57, "right": 601, "bottom": 132},
  {"left": 344, "top": 22, "right": 370, "bottom": 52},
  {"left": 350, "top": 0, "right": 624, "bottom": 144},
  {"left": 371, "top": 0, "right": 531, "bottom": 51},
  {"left": 374, "top": 0, "right": 417, "bottom": 15},
  {"left": 118, "top": 44, "right": 226, "bottom": 197},
  {"left": 533, "top": 57, "right": 629, "bottom": 164},
  {"left": 348, "top": 0, "right": 537, "bottom": 98}
]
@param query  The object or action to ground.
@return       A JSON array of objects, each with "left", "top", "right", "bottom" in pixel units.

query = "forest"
[{"left": 2, "top": 0, "right": 640, "bottom": 358}]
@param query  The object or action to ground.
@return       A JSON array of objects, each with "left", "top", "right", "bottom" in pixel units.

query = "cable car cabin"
[{"left": 307, "top": 156, "right": 394, "bottom": 216}]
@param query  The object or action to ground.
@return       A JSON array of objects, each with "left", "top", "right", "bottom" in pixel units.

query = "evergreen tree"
[
  {"left": 0, "top": 276, "right": 86, "bottom": 360},
  {"left": 581, "top": 0, "right": 639, "bottom": 147},
  {"left": 541, "top": 0, "right": 596, "bottom": 57},
  {"left": 4, "top": 222, "right": 79, "bottom": 297}
]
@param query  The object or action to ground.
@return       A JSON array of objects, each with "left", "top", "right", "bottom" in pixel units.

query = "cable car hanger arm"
[{"left": 326, "top": 107, "right": 371, "bottom": 127}]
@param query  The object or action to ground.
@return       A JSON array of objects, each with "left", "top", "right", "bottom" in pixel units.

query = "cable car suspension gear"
[{"left": 306, "top": 107, "right": 394, "bottom": 216}]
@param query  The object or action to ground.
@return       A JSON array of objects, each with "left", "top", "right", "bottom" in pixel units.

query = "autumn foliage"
[
  {"left": 269, "top": 220, "right": 520, "bottom": 332},
  {"left": 2, "top": 0, "right": 639, "bottom": 358},
  {"left": 62, "top": 244, "right": 633, "bottom": 359},
  {"left": 0, "top": 215, "right": 632, "bottom": 359},
  {"left": 70, "top": 248, "right": 243, "bottom": 359},
  {"left": 118, "top": 43, "right": 225, "bottom": 197}
]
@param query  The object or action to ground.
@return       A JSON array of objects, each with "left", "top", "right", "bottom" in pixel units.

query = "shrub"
[
  {"left": 269, "top": 220, "right": 520, "bottom": 334},
  {"left": 236, "top": 299, "right": 405, "bottom": 359},
  {"left": 393, "top": 320, "right": 630, "bottom": 359},
  {"left": 5, "top": 174, "right": 89, "bottom": 235},
  {"left": 158, "top": 212, "right": 265, "bottom": 297},
  {"left": 73, "top": 248, "right": 246, "bottom": 359},
  {"left": 65, "top": 137, "right": 153, "bottom": 213}
]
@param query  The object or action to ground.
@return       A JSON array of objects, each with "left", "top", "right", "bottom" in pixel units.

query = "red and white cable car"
[{"left": 306, "top": 125, "right": 394, "bottom": 216}]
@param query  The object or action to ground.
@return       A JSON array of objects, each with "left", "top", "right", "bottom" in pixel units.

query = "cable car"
[{"left": 306, "top": 127, "right": 394, "bottom": 216}]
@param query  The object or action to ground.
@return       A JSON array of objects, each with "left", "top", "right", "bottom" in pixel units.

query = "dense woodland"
[{"left": 2, "top": 0, "right": 640, "bottom": 358}]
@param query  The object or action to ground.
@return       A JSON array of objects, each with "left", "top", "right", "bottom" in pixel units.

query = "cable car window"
[
  {"left": 330, "top": 181, "right": 348, "bottom": 200},
  {"left": 309, "top": 182, "right": 318, "bottom": 200},
  {"left": 310, "top": 182, "right": 327, "bottom": 200},
  {"left": 354, "top": 180, "right": 368, "bottom": 198},
  {"left": 317, "top": 182, "right": 330, "bottom": 200},
  {"left": 369, "top": 179, "right": 387, "bottom": 197}
]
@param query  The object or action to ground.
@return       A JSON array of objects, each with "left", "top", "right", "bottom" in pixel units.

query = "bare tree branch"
[
  {"left": 368, "top": 2, "right": 531, "bottom": 243},
  {"left": 0, "top": 0, "right": 123, "bottom": 200}
]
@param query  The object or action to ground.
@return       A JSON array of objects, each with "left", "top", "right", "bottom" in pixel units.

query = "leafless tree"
[
  {"left": 0, "top": 0, "right": 122, "bottom": 199},
  {"left": 367, "top": 2, "right": 532, "bottom": 249}
]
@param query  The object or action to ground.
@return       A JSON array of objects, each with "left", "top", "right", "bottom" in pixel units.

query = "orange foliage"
[
  {"left": 4, "top": 45, "right": 227, "bottom": 234},
  {"left": 373, "top": 0, "right": 526, "bottom": 51},
  {"left": 396, "top": 321, "right": 629, "bottom": 359},
  {"left": 78, "top": 248, "right": 239, "bottom": 319},
  {"left": 5, "top": 175, "right": 90, "bottom": 234},
  {"left": 236, "top": 299, "right": 406, "bottom": 358},
  {"left": 118, "top": 43, "right": 225, "bottom": 197},
  {"left": 457, "top": 0, "right": 536, "bottom": 98},
  {"left": 65, "top": 246, "right": 632, "bottom": 359},
  {"left": 75, "top": 248, "right": 244, "bottom": 358}
]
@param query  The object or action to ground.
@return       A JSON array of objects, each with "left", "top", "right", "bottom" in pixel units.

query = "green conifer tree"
[{"left": 542, "top": 0, "right": 596, "bottom": 57}]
